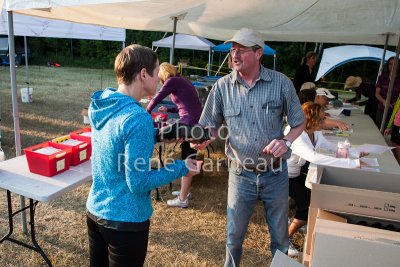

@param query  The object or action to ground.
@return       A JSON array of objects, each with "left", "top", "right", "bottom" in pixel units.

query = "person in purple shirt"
[
  {"left": 375, "top": 56, "right": 400, "bottom": 129},
  {"left": 146, "top": 62, "right": 202, "bottom": 208}
]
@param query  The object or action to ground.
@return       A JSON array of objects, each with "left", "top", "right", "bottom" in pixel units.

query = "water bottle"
[{"left": 336, "top": 139, "right": 350, "bottom": 158}]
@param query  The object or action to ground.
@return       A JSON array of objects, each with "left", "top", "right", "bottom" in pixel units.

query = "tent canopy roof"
[
  {"left": 6, "top": 0, "right": 400, "bottom": 46},
  {"left": 152, "top": 34, "right": 214, "bottom": 51},
  {"left": 0, "top": 0, "right": 125, "bottom": 41},
  {"left": 212, "top": 42, "right": 276, "bottom": 55},
  {"left": 316, "top": 45, "right": 396, "bottom": 81}
]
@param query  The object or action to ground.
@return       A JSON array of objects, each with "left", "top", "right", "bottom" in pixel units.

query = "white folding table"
[{"left": 0, "top": 156, "right": 92, "bottom": 267}]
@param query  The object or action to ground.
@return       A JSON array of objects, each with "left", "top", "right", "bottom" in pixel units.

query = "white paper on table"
[
  {"left": 352, "top": 144, "right": 394, "bottom": 154},
  {"left": 359, "top": 157, "right": 380, "bottom": 172},
  {"left": 59, "top": 139, "right": 84, "bottom": 146},
  {"left": 325, "top": 108, "right": 344, "bottom": 117},
  {"left": 360, "top": 157, "right": 379, "bottom": 167},
  {"left": 342, "top": 106, "right": 359, "bottom": 110},
  {"left": 34, "top": 147, "right": 63, "bottom": 155}
]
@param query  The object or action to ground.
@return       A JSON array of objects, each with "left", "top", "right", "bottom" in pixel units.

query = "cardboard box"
[
  {"left": 311, "top": 218, "right": 400, "bottom": 267},
  {"left": 270, "top": 250, "right": 304, "bottom": 267},
  {"left": 302, "top": 250, "right": 310, "bottom": 267},
  {"left": 304, "top": 208, "right": 347, "bottom": 256},
  {"left": 311, "top": 165, "right": 400, "bottom": 221}
]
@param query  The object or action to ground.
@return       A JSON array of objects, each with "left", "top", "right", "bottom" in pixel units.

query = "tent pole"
[
  {"left": 169, "top": 17, "right": 178, "bottom": 64},
  {"left": 207, "top": 49, "right": 211, "bottom": 76},
  {"left": 8, "top": 10, "right": 27, "bottom": 234},
  {"left": 376, "top": 34, "right": 389, "bottom": 84},
  {"left": 24, "top": 36, "right": 29, "bottom": 85},
  {"left": 273, "top": 55, "right": 276, "bottom": 70},
  {"left": 215, "top": 53, "right": 229, "bottom": 76},
  {"left": 380, "top": 35, "right": 400, "bottom": 133}
]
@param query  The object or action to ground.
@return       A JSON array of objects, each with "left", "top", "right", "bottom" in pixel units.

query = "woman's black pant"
[{"left": 87, "top": 215, "right": 149, "bottom": 267}]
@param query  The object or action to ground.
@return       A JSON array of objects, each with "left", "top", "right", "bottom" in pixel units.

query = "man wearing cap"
[{"left": 192, "top": 28, "right": 305, "bottom": 266}]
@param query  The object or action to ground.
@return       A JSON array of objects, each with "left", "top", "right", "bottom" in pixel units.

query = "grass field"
[{"left": 0, "top": 65, "right": 304, "bottom": 266}]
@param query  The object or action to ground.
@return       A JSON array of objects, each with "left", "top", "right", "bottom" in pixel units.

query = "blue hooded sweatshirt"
[{"left": 87, "top": 88, "right": 188, "bottom": 223}]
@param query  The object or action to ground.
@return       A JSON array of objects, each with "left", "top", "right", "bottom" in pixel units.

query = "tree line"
[{"left": 26, "top": 29, "right": 388, "bottom": 86}]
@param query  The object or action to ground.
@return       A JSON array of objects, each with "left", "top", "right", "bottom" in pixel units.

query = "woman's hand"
[
  {"left": 359, "top": 159, "right": 370, "bottom": 168},
  {"left": 384, "top": 127, "right": 392, "bottom": 136},
  {"left": 335, "top": 121, "right": 349, "bottom": 131},
  {"left": 359, "top": 152, "right": 369, "bottom": 158},
  {"left": 158, "top": 106, "right": 168, "bottom": 112}
]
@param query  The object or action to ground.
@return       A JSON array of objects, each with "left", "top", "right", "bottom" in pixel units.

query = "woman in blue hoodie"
[{"left": 87, "top": 44, "right": 199, "bottom": 267}]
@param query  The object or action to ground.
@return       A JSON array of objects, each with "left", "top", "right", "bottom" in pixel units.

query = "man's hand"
[
  {"left": 184, "top": 158, "right": 202, "bottom": 177},
  {"left": 190, "top": 127, "right": 216, "bottom": 150},
  {"left": 263, "top": 139, "right": 288, "bottom": 158},
  {"left": 359, "top": 151, "right": 369, "bottom": 158},
  {"left": 158, "top": 106, "right": 168, "bottom": 112}
]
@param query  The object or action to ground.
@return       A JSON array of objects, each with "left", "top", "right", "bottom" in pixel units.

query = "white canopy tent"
[
  {"left": 152, "top": 33, "right": 215, "bottom": 75},
  {"left": 5, "top": 0, "right": 400, "bottom": 45},
  {"left": 0, "top": 2, "right": 125, "bottom": 41},
  {"left": 0, "top": 0, "right": 125, "bottom": 83},
  {"left": 316, "top": 45, "right": 397, "bottom": 81}
]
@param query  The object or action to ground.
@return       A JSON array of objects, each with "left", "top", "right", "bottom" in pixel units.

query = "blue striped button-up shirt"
[{"left": 199, "top": 66, "right": 304, "bottom": 165}]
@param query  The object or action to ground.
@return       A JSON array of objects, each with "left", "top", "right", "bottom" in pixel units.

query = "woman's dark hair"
[
  {"left": 383, "top": 56, "right": 400, "bottom": 76},
  {"left": 301, "top": 51, "right": 317, "bottom": 65},
  {"left": 114, "top": 44, "right": 158, "bottom": 85},
  {"left": 299, "top": 89, "right": 317, "bottom": 104}
]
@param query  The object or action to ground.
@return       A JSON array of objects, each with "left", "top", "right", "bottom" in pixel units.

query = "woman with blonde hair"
[
  {"left": 285, "top": 101, "right": 368, "bottom": 257},
  {"left": 146, "top": 62, "right": 202, "bottom": 208}
]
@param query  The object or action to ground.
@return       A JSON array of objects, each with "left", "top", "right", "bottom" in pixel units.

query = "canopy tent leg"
[
  {"left": 24, "top": 36, "right": 29, "bottom": 84},
  {"left": 380, "top": 35, "right": 400, "bottom": 134},
  {"left": 7, "top": 10, "right": 27, "bottom": 234},
  {"left": 215, "top": 53, "right": 229, "bottom": 76},
  {"left": 207, "top": 49, "right": 211, "bottom": 76},
  {"left": 376, "top": 34, "right": 390, "bottom": 84},
  {"left": 169, "top": 17, "right": 178, "bottom": 65}
]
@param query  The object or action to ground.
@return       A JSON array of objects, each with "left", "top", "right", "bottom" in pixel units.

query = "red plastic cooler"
[
  {"left": 24, "top": 142, "right": 72, "bottom": 177},
  {"left": 51, "top": 135, "right": 90, "bottom": 166}
]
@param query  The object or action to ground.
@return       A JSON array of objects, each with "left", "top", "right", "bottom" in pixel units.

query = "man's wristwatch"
[{"left": 283, "top": 138, "right": 292, "bottom": 148}]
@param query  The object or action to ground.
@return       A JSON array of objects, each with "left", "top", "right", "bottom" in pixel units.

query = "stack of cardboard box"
[{"left": 302, "top": 166, "right": 400, "bottom": 267}]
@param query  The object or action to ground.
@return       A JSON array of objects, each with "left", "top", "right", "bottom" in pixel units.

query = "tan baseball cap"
[
  {"left": 300, "top": 82, "right": 317, "bottom": 91},
  {"left": 316, "top": 88, "right": 335, "bottom": 99},
  {"left": 224, "top": 28, "right": 265, "bottom": 49}
]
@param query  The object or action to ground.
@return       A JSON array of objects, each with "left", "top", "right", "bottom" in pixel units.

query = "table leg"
[
  {"left": 29, "top": 199, "right": 52, "bottom": 267},
  {"left": 0, "top": 190, "right": 53, "bottom": 267}
]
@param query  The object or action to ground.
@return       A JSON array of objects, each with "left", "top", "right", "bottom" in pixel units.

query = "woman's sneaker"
[
  {"left": 167, "top": 196, "right": 189, "bottom": 208},
  {"left": 171, "top": 190, "right": 192, "bottom": 200}
]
